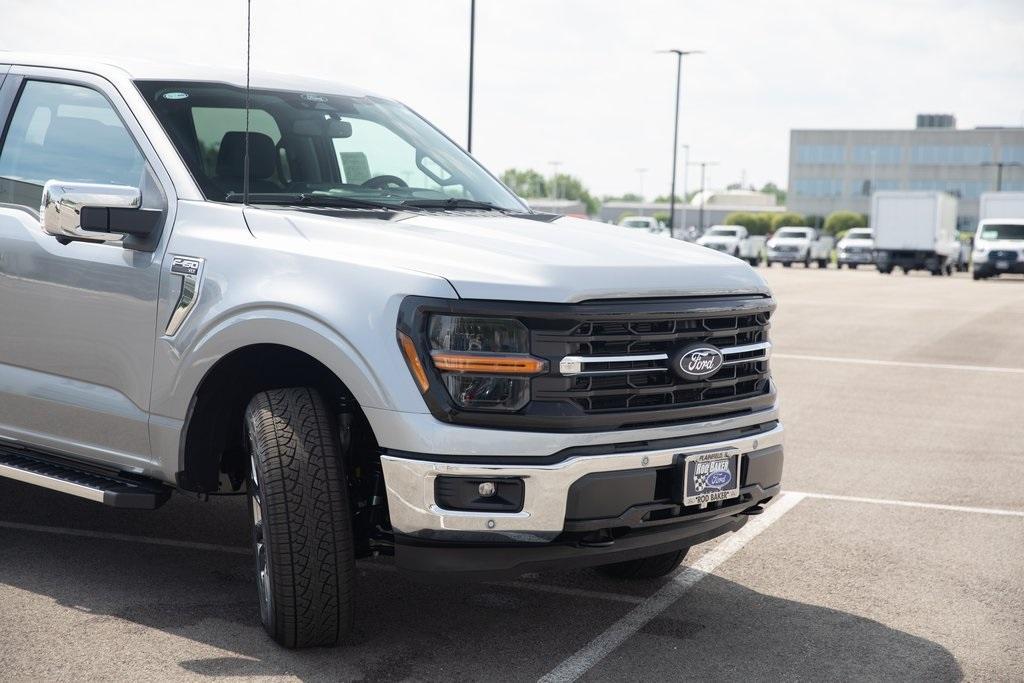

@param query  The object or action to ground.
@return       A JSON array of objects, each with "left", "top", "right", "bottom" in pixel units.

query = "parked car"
[
  {"left": 696, "top": 225, "right": 767, "bottom": 266},
  {"left": 618, "top": 215, "right": 670, "bottom": 237},
  {"left": 835, "top": 228, "right": 874, "bottom": 269},
  {"left": 871, "top": 191, "right": 959, "bottom": 276},
  {"left": 0, "top": 54, "right": 783, "bottom": 649},
  {"left": 973, "top": 192, "right": 1024, "bottom": 280},
  {"left": 766, "top": 227, "right": 834, "bottom": 268}
]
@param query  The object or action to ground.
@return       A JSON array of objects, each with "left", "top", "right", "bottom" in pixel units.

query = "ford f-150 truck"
[
  {"left": 696, "top": 225, "right": 767, "bottom": 266},
  {"left": 0, "top": 54, "right": 783, "bottom": 648},
  {"left": 766, "top": 227, "right": 834, "bottom": 268}
]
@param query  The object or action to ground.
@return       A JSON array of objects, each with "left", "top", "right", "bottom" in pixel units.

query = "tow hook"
[{"left": 578, "top": 530, "right": 615, "bottom": 548}]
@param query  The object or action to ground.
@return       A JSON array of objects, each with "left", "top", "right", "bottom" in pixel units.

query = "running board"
[{"left": 0, "top": 446, "right": 171, "bottom": 509}]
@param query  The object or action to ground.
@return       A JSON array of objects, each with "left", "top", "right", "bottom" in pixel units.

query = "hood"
[
  {"left": 839, "top": 238, "right": 873, "bottom": 248},
  {"left": 976, "top": 238, "right": 1024, "bottom": 251},
  {"left": 769, "top": 236, "right": 810, "bottom": 247},
  {"left": 697, "top": 235, "right": 739, "bottom": 245},
  {"left": 244, "top": 209, "right": 769, "bottom": 303}
]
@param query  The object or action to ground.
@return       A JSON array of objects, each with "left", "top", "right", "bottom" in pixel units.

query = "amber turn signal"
[
  {"left": 398, "top": 332, "right": 431, "bottom": 393},
  {"left": 430, "top": 352, "right": 547, "bottom": 375}
]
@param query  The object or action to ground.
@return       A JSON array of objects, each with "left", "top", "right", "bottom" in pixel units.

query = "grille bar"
[{"left": 559, "top": 341, "right": 771, "bottom": 376}]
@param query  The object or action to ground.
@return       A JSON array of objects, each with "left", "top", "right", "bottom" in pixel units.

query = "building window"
[
  {"left": 792, "top": 178, "right": 843, "bottom": 197},
  {"left": 851, "top": 145, "right": 901, "bottom": 164},
  {"left": 1001, "top": 146, "right": 1024, "bottom": 163},
  {"left": 909, "top": 145, "right": 992, "bottom": 164},
  {"left": 795, "top": 145, "right": 845, "bottom": 164},
  {"left": 907, "top": 179, "right": 987, "bottom": 198},
  {"left": 849, "top": 178, "right": 899, "bottom": 196}
]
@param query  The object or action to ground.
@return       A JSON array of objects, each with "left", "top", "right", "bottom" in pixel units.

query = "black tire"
[
  {"left": 596, "top": 548, "right": 689, "bottom": 580},
  {"left": 245, "top": 387, "right": 355, "bottom": 649},
  {"left": 850, "top": 263, "right": 858, "bottom": 270},
  {"left": 818, "top": 259, "right": 828, "bottom": 269},
  {"left": 782, "top": 262, "right": 791, "bottom": 268}
]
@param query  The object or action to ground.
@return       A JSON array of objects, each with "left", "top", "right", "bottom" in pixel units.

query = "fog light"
[{"left": 434, "top": 476, "right": 524, "bottom": 512}]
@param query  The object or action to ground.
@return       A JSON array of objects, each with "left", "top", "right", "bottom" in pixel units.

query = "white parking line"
[
  {"left": 537, "top": 492, "right": 807, "bottom": 683},
  {"left": 773, "top": 353, "right": 1024, "bottom": 375},
  {"left": 790, "top": 491, "right": 1024, "bottom": 517}
]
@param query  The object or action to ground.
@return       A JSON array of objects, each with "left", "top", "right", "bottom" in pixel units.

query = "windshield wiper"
[
  {"left": 225, "top": 192, "right": 399, "bottom": 211},
  {"left": 399, "top": 197, "right": 514, "bottom": 212}
]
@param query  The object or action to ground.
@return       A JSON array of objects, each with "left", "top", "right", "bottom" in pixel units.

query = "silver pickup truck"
[{"left": 0, "top": 54, "right": 784, "bottom": 648}]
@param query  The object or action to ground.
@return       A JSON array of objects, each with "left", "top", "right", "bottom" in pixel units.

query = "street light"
[
  {"left": 688, "top": 160, "right": 717, "bottom": 234},
  {"left": 549, "top": 161, "right": 562, "bottom": 201},
  {"left": 467, "top": 0, "right": 476, "bottom": 152},
  {"left": 636, "top": 168, "right": 647, "bottom": 215},
  {"left": 981, "top": 161, "right": 1023, "bottom": 191},
  {"left": 680, "top": 143, "right": 690, "bottom": 228},
  {"left": 657, "top": 49, "right": 703, "bottom": 238}
]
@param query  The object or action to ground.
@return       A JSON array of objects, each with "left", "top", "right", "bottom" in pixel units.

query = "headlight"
[{"left": 399, "top": 315, "right": 546, "bottom": 412}]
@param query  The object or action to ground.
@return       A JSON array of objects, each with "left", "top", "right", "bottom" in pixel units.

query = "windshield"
[
  {"left": 979, "top": 224, "right": 1024, "bottom": 240},
  {"left": 845, "top": 229, "right": 872, "bottom": 240},
  {"left": 775, "top": 229, "right": 810, "bottom": 239},
  {"left": 136, "top": 81, "right": 527, "bottom": 211},
  {"left": 621, "top": 219, "right": 652, "bottom": 228},
  {"left": 707, "top": 228, "right": 738, "bottom": 237}
]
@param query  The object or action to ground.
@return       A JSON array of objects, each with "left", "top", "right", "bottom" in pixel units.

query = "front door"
[{"left": 0, "top": 71, "right": 167, "bottom": 472}]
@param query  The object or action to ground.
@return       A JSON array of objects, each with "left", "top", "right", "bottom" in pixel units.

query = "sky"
[{"left": 2, "top": 0, "right": 1023, "bottom": 200}]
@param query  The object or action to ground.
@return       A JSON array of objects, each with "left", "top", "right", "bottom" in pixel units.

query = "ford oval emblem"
[
  {"left": 705, "top": 470, "right": 732, "bottom": 489},
  {"left": 672, "top": 344, "right": 724, "bottom": 381}
]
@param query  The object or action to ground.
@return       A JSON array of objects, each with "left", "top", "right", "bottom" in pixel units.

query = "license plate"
[
  {"left": 996, "top": 260, "right": 1009, "bottom": 269},
  {"left": 682, "top": 450, "right": 741, "bottom": 506}
]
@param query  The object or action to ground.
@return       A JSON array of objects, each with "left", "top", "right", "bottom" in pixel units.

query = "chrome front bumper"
[{"left": 380, "top": 423, "right": 784, "bottom": 542}]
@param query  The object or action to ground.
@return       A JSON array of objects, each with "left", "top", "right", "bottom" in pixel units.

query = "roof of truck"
[{"left": 0, "top": 51, "right": 377, "bottom": 98}]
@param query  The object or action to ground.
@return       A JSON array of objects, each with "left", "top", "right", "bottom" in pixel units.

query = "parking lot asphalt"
[{"left": 1, "top": 266, "right": 1022, "bottom": 681}]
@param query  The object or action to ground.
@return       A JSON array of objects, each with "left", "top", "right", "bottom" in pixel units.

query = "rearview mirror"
[
  {"left": 41, "top": 181, "right": 160, "bottom": 244},
  {"left": 291, "top": 118, "right": 353, "bottom": 138}
]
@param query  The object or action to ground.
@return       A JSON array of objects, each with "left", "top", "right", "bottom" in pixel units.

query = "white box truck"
[
  {"left": 871, "top": 191, "right": 959, "bottom": 276},
  {"left": 972, "top": 192, "right": 1024, "bottom": 280}
]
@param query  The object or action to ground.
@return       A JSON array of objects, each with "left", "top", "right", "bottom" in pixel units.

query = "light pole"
[
  {"left": 689, "top": 160, "right": 717, "bottom": 235},
  {"left": 636, "top": 167, "right": 647, "bottom": 215},
  {"left": 657, "top": 49, "right": 703, "bottom": 238},
  {"left": 466, "top": 0, "right": 476, "bottom": 152},
  {"left": 549, "top": 161, "right": 562, "bottom": 201},
  {"left": 981, "top": 161, "right": 1023, "bottom": 191},
  {"left": 681, "top": 143, "right": 690, "bottom": 228}
]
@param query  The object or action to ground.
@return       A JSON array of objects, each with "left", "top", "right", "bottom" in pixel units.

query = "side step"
[{"left": 0, "top": 446, "right": 171, "bottom": 509}]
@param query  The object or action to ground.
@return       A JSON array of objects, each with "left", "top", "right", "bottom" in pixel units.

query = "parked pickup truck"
[
  {"left": 0, "top": 54, "right": 783, "bottom": 648},
  {"left": 618, "top": 214, "right": 670, "bottom": 237},
  {"left": 696, "top": 225, "right": 767, "bottom": 266},
  {"left": 766, "top": 227, "right": 834, "bottom": 268},
  {"left": 835, "top": 227, "right": 874, "bottom": 269}
]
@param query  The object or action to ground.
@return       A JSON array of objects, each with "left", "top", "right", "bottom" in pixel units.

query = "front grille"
[
  {"left": 772, "top": 245, "right": 799, "bottom": 253},
  {"left": 989, "top": 251, "right": 1019, "bottom": 263},
  {"left": 531, "top": 300, "right": 772, "bottom": 416}
]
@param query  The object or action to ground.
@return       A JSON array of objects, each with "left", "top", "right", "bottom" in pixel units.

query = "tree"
[
  {"left": 550, "top": 173, "right": 600, "bottom": 216},
  {"left": 724, "top": 212, "right": 774, "bottom": 236},
  {"left": 602, "top": 192, "right": 643, "bottom": 202},
  {"left": 500, "top": 168, "right": 547, "bottom": 198},
  {"left": 824, "top": 211, "right": 868, "bottom": 236},
  {"left": 770, "top": 212, "right": 808, "bottom": 231},
  {"left": 760, "top": 182, "right": 786, "bottom": 205}
]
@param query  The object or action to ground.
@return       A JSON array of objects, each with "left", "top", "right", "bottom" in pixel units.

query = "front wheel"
[
  {"left": 246, "top": 387, "right": 355, "bottom": 648},
  {"left": 596, "top": 548, "right": 689, "bottom": 579}
]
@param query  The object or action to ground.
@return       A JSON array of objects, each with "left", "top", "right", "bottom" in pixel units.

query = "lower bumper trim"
[{"left": 395, "top": 512, "right": 749, "bottom": 582}]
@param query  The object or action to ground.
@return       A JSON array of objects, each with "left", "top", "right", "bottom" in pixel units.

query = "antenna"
[{"left": 242, "top": 0, "right": 252, "bottom": 206}]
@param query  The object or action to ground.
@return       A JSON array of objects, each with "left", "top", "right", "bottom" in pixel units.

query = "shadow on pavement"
[{"left": 0, "top": 478, "right": 962, "bottom": 682}]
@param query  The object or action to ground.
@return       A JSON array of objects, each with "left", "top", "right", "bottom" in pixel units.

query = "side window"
[{"left": 0, "top": 80, "right": 146, "bottom": 210}]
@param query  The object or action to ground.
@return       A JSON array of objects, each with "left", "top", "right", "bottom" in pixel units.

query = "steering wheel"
[{"left": 361, "top": 175, "right": 408, "bottom": 189}]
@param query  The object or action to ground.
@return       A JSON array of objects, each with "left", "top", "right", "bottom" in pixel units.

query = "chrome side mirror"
[{"left": 40, "top": 181, "right": 142, "bottom": 243}]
